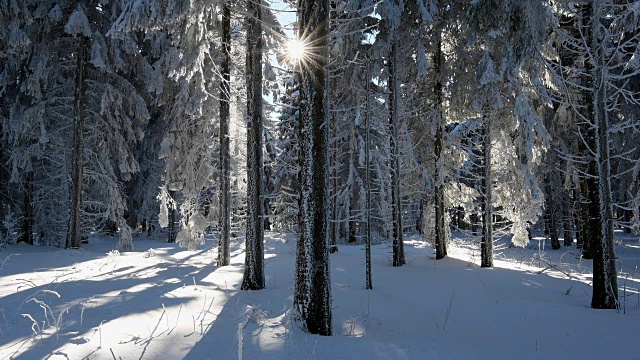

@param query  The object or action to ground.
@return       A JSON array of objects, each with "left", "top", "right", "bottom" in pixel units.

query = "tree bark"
[
  {"left": 389, "top": 41, "right": 405, "bottom": 267},
  {"left": 293, "top": 0, "right": 332, "bottom": 335},
  {"left": 242, "top": 0, "right": 265, "bottom": 290},
  {"left": 480, "top": 116, "right": 493, "bottom": 268},
  {"left": 433, "top": 31, "right": 447, "bottom": 260},
  {"left": 66, "top": 35, "right": 88, "bottom": 249},
  {"left": 545, "top": 174, "right": 561, "bottom": 250},
  {"left": 168, "top": 190, "right": 177, "bottom": 243},
  {"left": 578, "top": 2, "right": 597, "bottom": 260},
  {"left": 574, "top": 186, "right": 583, "bottom": 249},
  {"left": 364, "top": 59, "right": 372, "bottom": 290},
  {"left": 330, "top": 111, "right": 339, "bottom": 253},
  {"left": 563, "top": 191, "right": 574, "bottom": 246},
  {"left": 590, "top": 2, "right": 618, "bottom": 308},
  {"left": 218, "top": 1, "right": 232, "bottom": 266}
]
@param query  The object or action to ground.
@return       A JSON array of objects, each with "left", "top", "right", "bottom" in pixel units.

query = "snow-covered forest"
[{"left": 1, "top": 0, "right": 640, "bottom": 358}]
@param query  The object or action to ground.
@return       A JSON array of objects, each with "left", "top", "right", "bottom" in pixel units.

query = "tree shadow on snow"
[{"left": 0, "top": 238, "right": 234, "bottom": 360}]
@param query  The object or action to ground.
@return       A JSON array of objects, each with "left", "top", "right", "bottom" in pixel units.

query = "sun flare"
[{"left": 285, "top": 38, "right": 307, "bottom": 62}]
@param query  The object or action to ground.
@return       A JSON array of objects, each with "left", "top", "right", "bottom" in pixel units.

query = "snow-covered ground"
[{"left": 1, "top": 231, "right": 639, "bottom": 359}]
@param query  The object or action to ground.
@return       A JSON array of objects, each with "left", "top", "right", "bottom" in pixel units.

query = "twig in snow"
[
  {"left": 534, "top": 258, "right": 574, "bottom": 279},
  {"left": 139, "top": 308, "right": 166, "bottom": 359},
  {"left": 21, "top": 313, "right": 42, "bottom": 339},
  {"left": 564, "top": 287, "right": 573, "bottom": 295},
  {"left": 16, "top": 278, "right": 38, "bottom": 292},
  {"left": 431, "top": 292, "right": 455, "bottom": 332},
  {"left": 442, "top": 292, "right": 454, "bottom": 331},
  {"left": 167, "top": 304, "right": 183, "bottom": 336},
  {"left": 474, "top": 273, "right": 487, "bottom": 288},
  {"left": 195, "top": 295, "right": 207, "bottom": 321},
  {"left": 200, "top": 297, "right": 215, "bottom": 335},
  {"left": 0, "top": 253, "right": 19, "bottom": 270}
]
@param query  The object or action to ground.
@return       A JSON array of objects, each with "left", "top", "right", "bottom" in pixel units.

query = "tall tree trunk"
[
  {"left": 545, "top": 174, "right": 561, "bottom": 250},
  {"left": 574, "top": 186, "right": 583, "bottom": 249},
  {"left": 389, "top": 41, "right": 405, "bottom": 267},
  {"left": 563, "top": 191, "right": 574, "bottom": 246},
  {"left": 578, "top": 2, "right": 597, "bottom": 260},
  {"left": 242, "top": 0, "right": 265, "bottom": 290},
  {"left": 591, "top": 4, "right": 617, "bottom": 308},
  {"left": 433, "top": 31, "right": 447, "bottom": 260},
  {"left": 293, "top": 0, "right": 332, "bottom": 335},
  {"left": 579, "top": 161, "right": 599, "bottom": 259},
  {"left": 20, "top": 172, "right": 33, "bottom": 245},
  {"left": 66, "top": 35, "right": 88, "bottom": 249},
  {"left": 218, "top": 1, "right": 232, "bottom": 266},
  {"left": 480, "top": 115, "right": 493, "bottom": 268},
  {"left": 364, "top": 59, "right": 372, "bottom": 290},
  {"left": 168, "top": 190, "right": 177, "bottom": 243},
  {"left": 330, "top": 111, "right": 339, "bottom": 253}
]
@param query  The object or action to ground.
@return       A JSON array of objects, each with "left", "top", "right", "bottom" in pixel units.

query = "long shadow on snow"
[
  {"left": 190, "top": 239, "right": 639, "bottom": 360},
  {"left": 182, "top": 238, "right": 295, "bottom": 360},
  {"left": 0, "top": 243, "right": 228, "bottom": 359}
]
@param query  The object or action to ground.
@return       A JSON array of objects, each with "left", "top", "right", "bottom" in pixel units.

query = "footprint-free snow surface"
[{"left": 1, "top": 232, "right": 639, "bottom": 359}]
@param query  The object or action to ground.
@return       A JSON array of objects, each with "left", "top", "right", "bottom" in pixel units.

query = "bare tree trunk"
[
  {"left": 574, "top": 186, "right": 583, "bottom": 249},
  {"left": 364, "top": 59, "right": 372, "bottom": 290},
  {"left": 218, "top": 1, "right": 232, "bottom": 266},
  {"left": 545, "top": 174, "right": 561, "bottom": 250},
  {"left": 563, "top": 191, "right": 574, "bottom": 246},
  {"left": 330, "top": 111, "right": 339, "bottom": 253},
  {"left": 20, "top": 172, "right": 33, "bottom": 245},
  {"left": 66, "top": 35, "right": 88, "bottom": 249},
  {"left": 389, "top": 41, "right": 405, "bottom": 267},
  {"left": 242, "top": 0, "right": 265, "bottom": 290},
  {"left": 591, "top": 6, "right": 617, "bottom": 308},
  {"left": 578, "top": 3, "right": 597, "bottom": 260},
  {"left": 293, "top": 0, "right": 332, "bottom": 335},
  {"left": 433, "top": 31, "right": 447, "bottom": 260},
  {"left": 480, "top": 116, "right": 493, "bottom": 268},
  {"left": 168, "top": 190, "right": 177, "bottom": 243}
]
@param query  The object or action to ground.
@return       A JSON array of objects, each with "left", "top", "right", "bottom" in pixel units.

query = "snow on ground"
[{"left": 0, "top": 231, "right": 639, "bottom": 360}]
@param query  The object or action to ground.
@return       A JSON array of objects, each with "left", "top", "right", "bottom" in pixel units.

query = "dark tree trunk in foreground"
[
  {"left": 389, "top": 41, "right": 405, "bottom": 267},
  {"left": 433, "top": 31, "right": 447, "bottom": 260},
  {"left": 590, "top": 4, "right": 617, "bottom": 308},
  {"left": 293, "top": 0, "right": 332, "bottom": 335},
  {"left": 578, "top": 3, "right": 597, "bottom": 260},
  {"left": 218, "top": 1, "right": 232, "bottom": 267},
  {"left": 364, "top": 59, "right": 372, "bottom": 290},
  {"left": 242, "top": 0, "right": 265, "bottom": 290},
  {"left": 66, "top": 35, "right": 88, "bottom": 249}
]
